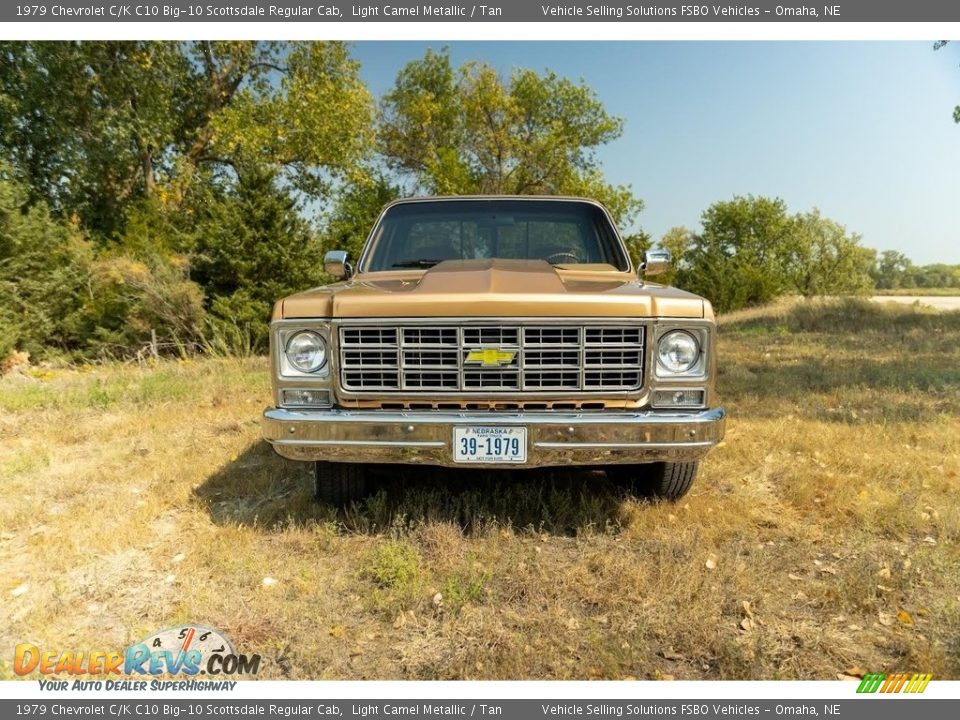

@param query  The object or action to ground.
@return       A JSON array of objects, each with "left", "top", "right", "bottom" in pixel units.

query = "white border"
[
  {"left": 2, "top": 11, "right": 958, "bottom": 705},
  {"left": 2, "top": 21, "right": 960, "bottom": 41},
  {"left": 4, "top": 679, "right": 960, "bottom": 699}
]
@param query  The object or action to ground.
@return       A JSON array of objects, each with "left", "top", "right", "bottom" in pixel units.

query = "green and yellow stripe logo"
[{"left": 856, "top": 672, "right": 932, "bottom": 694}]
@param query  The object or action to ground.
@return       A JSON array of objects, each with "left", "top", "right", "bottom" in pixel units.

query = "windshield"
[{"left": 362, "top": 199, "right": 629, "bottom": 272}]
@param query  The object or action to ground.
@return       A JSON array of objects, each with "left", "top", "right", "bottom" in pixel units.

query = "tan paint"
[{"left": 279, "top": 259, "right": 705, "bottom": 319}]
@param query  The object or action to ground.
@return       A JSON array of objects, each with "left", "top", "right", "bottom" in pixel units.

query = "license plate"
[{"left": 453, "top": 426, "right": 527, "bottom": 464}]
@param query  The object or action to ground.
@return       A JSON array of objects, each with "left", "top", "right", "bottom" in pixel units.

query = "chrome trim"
[
  {"left": 262, "top": 406, "right": 726, "bottom": 468},
  {"left": 324, "top": 250, "right": 352, "bottom": 279},
  {"left": 642, "top": 248, "right": 672, "bottom": 277},
  {"left": 274, "top": 322, "right": 333, "bottom": 381},
  {"left": 270, "top": 320, "right": 335, "bottom": 408},
  {"left": 272, "top": 439, "right": 445, "bottom": 448},
  {"left": 535, "top": 441, "right": 714, "bottom": 450},
  {"left": 653, "top": 325, "right": 711, "bottom": 382}
]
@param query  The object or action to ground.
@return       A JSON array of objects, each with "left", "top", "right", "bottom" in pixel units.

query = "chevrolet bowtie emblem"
[{"left": 465, "top": 348, "right": 516, "bottom": 366}]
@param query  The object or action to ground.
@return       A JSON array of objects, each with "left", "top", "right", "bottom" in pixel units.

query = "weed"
[
  {"left": 361, "top": 540, "right": 425, "bottom": 615},
  {"left": 439, "top": 563, "right": 491, "bottom": 611}
]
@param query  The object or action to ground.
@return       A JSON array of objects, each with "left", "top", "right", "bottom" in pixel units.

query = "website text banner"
[
  {"left": 5, "top": 1, "right": 960, "bottom": 23},
  {"left": 2, "top": 700, "right": 960, "bottom": 720}
]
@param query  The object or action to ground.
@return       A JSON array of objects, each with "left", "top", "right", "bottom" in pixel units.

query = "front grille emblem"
[{"left": 464, "top": 348, "right": 517, "bottom": 367}]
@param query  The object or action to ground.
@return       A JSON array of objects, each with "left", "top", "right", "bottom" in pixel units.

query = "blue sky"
[{"left": 352, "top": 42, "right": 960, "bottom": 265}]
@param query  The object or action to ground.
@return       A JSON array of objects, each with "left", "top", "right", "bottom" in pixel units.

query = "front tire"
[
  {"left": 609, "top": 461, "right": 699, "bottom": 501},
  {"left": 313, "top": 462, "right": 368, "bottom": 506}
]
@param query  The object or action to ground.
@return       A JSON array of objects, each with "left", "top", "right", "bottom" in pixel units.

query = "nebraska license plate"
[{"left": 453, "top": 426, "right": 527, "bottom": 464}]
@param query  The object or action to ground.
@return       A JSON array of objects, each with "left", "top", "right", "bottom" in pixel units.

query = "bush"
[
  {"left": 78, "top": 253, "right": 206, "bottom": 359},
  {"left": 0, "top": 168, "right": 94, "bottom": 362}
]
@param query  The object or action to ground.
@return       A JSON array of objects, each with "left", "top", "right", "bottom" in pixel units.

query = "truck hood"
[{"left": 278, "top": 259, "right": 707, "bottom": 319}]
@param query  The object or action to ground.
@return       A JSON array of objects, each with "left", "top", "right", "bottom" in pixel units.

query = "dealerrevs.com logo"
[{"left": 15, "top": 625, "right": 260, "bottom": 686}]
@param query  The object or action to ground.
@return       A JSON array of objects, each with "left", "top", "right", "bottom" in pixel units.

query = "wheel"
[
  {"left": 313, "top": 462, "right": 368, "bottom": 506},
  {"left": 608, "top": 461, "right": 699, "bottom": 501}
]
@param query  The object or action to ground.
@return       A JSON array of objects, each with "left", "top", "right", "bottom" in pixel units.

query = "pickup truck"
[{"left": 262, "top": 196, "right": 725, "bottom": 504}]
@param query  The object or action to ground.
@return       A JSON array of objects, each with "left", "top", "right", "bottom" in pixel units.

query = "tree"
[
  {"left": 678, "top": 196, "right": 796, "bottom": 312},
  {"left": 910, "top": 263, "right": 960, "bottom": 288},
  {"left": 786, "top": 210, "right": 874, "bottom": 297},
  {"left": 203, "top": 42, "right": 374, "bottom": 197},
  {"left": 870, "top": 250, "right": 914, "bottom": 289},
  {"left": 933, "top": 41, "right": 960, "bottom": 124},
  {"left": 0, "top": 42, "right": 193, "bottom": 237},
  {"left": 0, "top": 41, "right": 377, "bottom": 358},
  {"left": 187, "top": 165, "right": 326, "bottom": 352},
  {"left": 867, "top": 254, "right": 960, "bottom": 290},
  {"left": 378, "top": 48, "right": 643, "bottom": 226},
  {"left": 673, "top": 197, "right": 876, "bottom": 311},
  {"left": 320, "top": 176, "right": 401, "bottom": 267},
  {"left": 0, "top": 41, "right": 374, "bottom": 240}
]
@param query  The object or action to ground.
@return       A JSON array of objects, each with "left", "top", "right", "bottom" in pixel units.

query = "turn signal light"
[
  {"left": 652, "top": 389, "right": 705, "bottom": 408},
  {"left": 280, "top": 389, "right": 331, "bottom": 408}
]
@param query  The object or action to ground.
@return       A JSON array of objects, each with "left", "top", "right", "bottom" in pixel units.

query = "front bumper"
[{"left": 262, "top": 406, "right": 726, "bottom": 468}]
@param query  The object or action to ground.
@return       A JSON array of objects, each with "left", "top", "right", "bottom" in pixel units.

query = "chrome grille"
[
  {"left": 463, "top": 327, "right": 520, "bottom": 346},
  {"left": 339, "top": 323, "right": 644, "bottom": 393},
  {"left": 403, "top": 327, "right": 457, "bottom": 346},
  {"left": 341, "top": 327, "right": 397, "bottom": 346}
]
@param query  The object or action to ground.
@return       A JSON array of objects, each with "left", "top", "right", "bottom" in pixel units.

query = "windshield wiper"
[{"left": 391, "top": 259, "right": 444, "bottom": 268}]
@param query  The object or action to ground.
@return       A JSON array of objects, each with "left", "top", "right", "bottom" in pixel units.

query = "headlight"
[
  {"left": 657, "top": 330, "right": 700, "bottom": 374},
  {"left": 285, "top": 331, "right": 327, "bottom": 373}
]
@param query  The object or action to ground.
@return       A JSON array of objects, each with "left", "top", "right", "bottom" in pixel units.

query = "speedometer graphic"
[{"left": 127, "top": 624, "right": 236, "bottom": 675}]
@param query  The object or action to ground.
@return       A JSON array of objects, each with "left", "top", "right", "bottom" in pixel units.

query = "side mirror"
[
  {"left": 641, "top": 249, "right": 672, "bottom": 277},
  {"left": 324, "top": 250, "right": 353, "bottom": 279}
]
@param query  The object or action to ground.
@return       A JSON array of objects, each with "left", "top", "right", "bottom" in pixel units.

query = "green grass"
[{"left": 0, "top": 358, "right": 268, "bottom": 412}]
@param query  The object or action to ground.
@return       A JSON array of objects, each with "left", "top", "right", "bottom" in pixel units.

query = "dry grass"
[{"left": 1, "top": 298, "right": 959, "bottom": 680}]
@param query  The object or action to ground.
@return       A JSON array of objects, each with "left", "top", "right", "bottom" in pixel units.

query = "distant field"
[
  {"left": 869, "top": 295, "right": 960, "bottom": 312},
  {"left": 1, "top": 298, "right": 959, "bottom": 680},
  {"left": 872, "top": 288, "right": 960, "bottom": 296}
]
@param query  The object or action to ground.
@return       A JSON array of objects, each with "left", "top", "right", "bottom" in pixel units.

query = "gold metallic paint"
[{"left": 279, "top": 259, "right": 706, "bottom": 320}]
